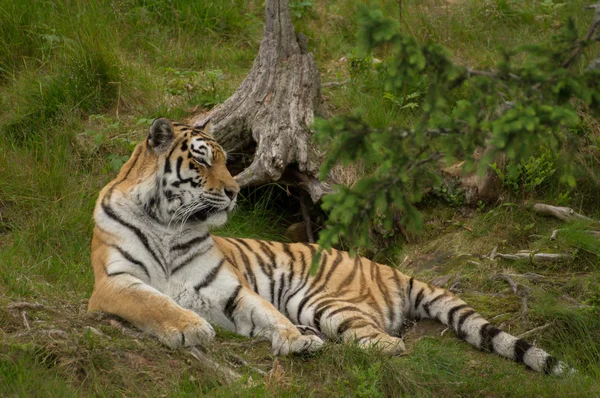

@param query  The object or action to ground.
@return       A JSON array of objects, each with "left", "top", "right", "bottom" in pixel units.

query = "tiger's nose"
[{"left": 225, "top": 188, "right": 238, "bottom": 200}]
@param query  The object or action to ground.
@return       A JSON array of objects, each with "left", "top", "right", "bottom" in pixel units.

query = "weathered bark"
[{"left": 189, "top": 0, "right": 326, "bottom": 200}]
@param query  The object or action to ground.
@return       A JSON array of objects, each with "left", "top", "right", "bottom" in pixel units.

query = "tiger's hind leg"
[{"left": 315, "top": 305, "right": 406, "bottom": 355}]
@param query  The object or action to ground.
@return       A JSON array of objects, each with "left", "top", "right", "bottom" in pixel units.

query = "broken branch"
[
  {"left": 517, "top": 322, "right": 553, "bottom": 340},
  {"left": 495, "top": 252, "right": 571, "bottom": 263},
  {"left": 531, "top": 203, "right": 594, "bottom": 223}
]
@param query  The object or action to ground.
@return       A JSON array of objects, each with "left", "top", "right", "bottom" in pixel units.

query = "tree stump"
[{"left": 189, "top": 0, "right": 330, "bottom": 202}]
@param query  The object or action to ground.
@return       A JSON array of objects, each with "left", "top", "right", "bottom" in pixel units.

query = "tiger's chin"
[
  {"left": 185, "top": 207, "right": 230, "bottom": 228},
  {"left": 204, "top": 210, "right": 229, "bottom": 228}
]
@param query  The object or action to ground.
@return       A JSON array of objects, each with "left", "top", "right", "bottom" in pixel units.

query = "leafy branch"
[{"left": 315, "top": 3, "right": 600, "bottom": 253}]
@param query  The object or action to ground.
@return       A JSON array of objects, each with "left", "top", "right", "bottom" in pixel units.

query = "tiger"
[{"left": 89, "top": 118, "right": 570, "bottom": 375}]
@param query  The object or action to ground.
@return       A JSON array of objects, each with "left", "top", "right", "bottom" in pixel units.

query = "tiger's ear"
[
  {"left": 148, "top": 118, "right": 174, "bottom": 153},
  {"left": 202, "top": 120, "right": 214, "bottom": 137}
]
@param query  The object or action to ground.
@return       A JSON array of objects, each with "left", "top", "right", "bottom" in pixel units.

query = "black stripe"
[
  {"left": 269, "top": 278, "right": 276, "bottom": 306},
  {"left": 224, "top": 285, "right": 243, "bottom": 322},
  {"left": 456, "top": 309, "right": 476, "bottom": 339},
  {"left": 194, "top": 259, "right": 224, "bottom": 291},
  {"left": 423, "top": 294, "right": 447, "bottom": 317},
  {"left": 543, "top": 356, "right": 559, "bottom": 375},
  {"left": 106, "top": 272, "right": 128, "bottom": 277},
  {"left": 101, "top": 202, "right": 167, "bottom": 275},
  {"left": 374, "top": 266, "right": 395, "bottom": 328},
  {"left": 226, "top": 239, "right": 258, "bottom": 292},
  {"left": 514, "top": 338, "right": 533, "bottom": 363},
  {"left": 323, "top": 251, "right": 343, "bottom": 285},
  {"left": 282, "top": 243, "right": 296, "bottom": 288},
  {"left": 414, "top": 288, "right": 426, "bottom": 310},
  {"left": 408, "top": 277, "right": 415, "bottom": 297},
  {"left": 313, "top": 302, "right": 337, "bottom": 328},
  {"left": 119, "top": 146, "right": 141, "bottom": 181},
  {"left": 339, "top": 256, "right": 361, "bottom": 289},
  {"left": 479, "top": 323, "right": 502, "bottom": 352},
  {"left": 282, "top": 243, "right": 295, "bottom": 262},
  {"left": 249, "top": 308, "right": 256, "bottom": 338},
  {"left": 110, "top": 244, "right": 151, "bottom": 280},
  {"left": 276, "top": 273, "right": 285, "bottom": 311},
  {"left": 283, "top": 251, "right": 310, "bottom": 321},
  {"left": 337, "top": 316, "right": 363, "bottom": 335},
  {"left": 304, "top": 243, "right": 316, "bottom": 256},
  {"left": 447, "top": 304, "right": 469, "bottom": 328},
  {"left": 171, "top": 244, "right": 213, "bottom": 275},
  {"left": 296, "top": 253, "right": 330, "bottom": 321},
  {"left": 171, "top": 233, "right": 209, "bottom": 252},
  {"left": 328, "top": 306, "right": 378, "bottom": 325},
  {"left": 258, "top": 240, "right": 277, "bottom": 268}
]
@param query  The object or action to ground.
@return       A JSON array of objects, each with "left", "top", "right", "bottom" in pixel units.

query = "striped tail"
[{"left": 405, "top": 277, "right": 572, "bottom": 375}]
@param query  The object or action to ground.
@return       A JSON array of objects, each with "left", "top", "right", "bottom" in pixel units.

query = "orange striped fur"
[{"left": 89, "top": 119, "right": 570, "bottom": 374}]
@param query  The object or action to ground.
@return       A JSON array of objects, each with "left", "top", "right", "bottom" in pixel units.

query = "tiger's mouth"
[{"left": 187, "top": 203, "right": 230, "bottom": 222}]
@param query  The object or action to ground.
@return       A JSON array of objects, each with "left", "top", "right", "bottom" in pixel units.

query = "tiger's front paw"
[
  {"left": 156, "top": 311, "right": 215, "bottom": 349},
  {"left": 272, "top": 331, "right": 324, "bottom": 355}
]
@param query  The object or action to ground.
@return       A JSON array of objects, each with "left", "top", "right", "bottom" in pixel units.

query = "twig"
[
  {"left": 517, "top": 322, "right": 553, "bottom": 339},
  {"left": 506, "top": 272, "right": 546, "bottom": 283},
  {"left": 561, "top": 294, "right": 593, "bottom": 309},
  {"left": 188, "top": 347, "right": 242, "bottom": 385},
  {"left": 21, "top": 311, "right": 30, "bottom": 330},
  {"left": 406, "top": 152, "right": 444, "bottom": 173},
  {"left": 562, "top": 3, "right": 600, "bottom": 68},
  {"left": 489, "top": 312, "right": 509, "bottom": 321},
  {"left": 39, "top": 329, "right": 69, "bottom": 339},
  {"left": 531, "top": 203, "right": 594, "bottom": 223},
  {"left": 490, "top": 246, "right": 498, "bottom": 261},
  {"left": 495, "top": 252, "right": 571, "bottom": 263},
  {"left": 466, "top": 260, "right": 481, "bottom": 267},
  {"left": 492, "top": 274, "right": 531, "bottom": 321}
]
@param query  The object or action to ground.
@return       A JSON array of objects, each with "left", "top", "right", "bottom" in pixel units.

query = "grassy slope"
[{"left": 1, "top": 0, "right": 599, "bottom": 396}]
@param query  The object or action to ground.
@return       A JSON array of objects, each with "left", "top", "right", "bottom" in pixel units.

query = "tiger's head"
[{"left": 116, "top": 118, "right": 239, "bottom": 228}]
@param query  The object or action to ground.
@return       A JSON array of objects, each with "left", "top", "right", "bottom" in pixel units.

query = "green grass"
[{"left": 1, "top": 0, "right": 599, "bottom": 396}]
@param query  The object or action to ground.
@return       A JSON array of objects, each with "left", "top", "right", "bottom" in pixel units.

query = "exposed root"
[
  {"left": 300, "top": 192, "right": 315, "bottom": 243},
  {"left": 188, "top": 347, "right": 242, "bottom": 385},
  {"left": 108, "top": 318, "right": 145, "bottom": 338},
  {"left": 293, "top": 170, "right": 334, "bottom": 203},
  {"left": 224, "top": 353, "right": 268, "bottom": 376},
  {"left": 7, "top": 302, "right": 52, "bottom": 312}
]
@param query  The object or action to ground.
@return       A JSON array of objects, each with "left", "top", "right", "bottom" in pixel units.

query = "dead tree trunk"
[{"left": 189, "top": 0, "right": 330, "bottom": 202}]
